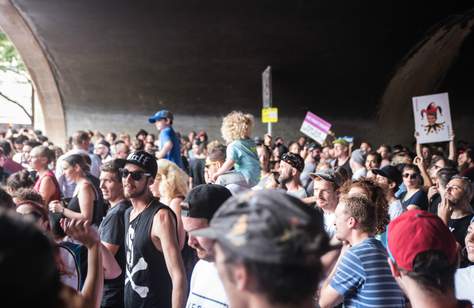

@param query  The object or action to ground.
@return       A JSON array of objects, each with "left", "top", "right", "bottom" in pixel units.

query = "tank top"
[
  {"left": 124, "top": 198, "right": 176, "bottom": 308},
  {"left": 34, "top": 170, "right": 61, "bottom": 202},
  {"left": 66, "top": 178, "right": 106, "bottom": 227}
]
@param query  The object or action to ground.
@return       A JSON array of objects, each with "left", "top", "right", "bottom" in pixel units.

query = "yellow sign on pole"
[{"left": 262, "top": 107, "right": 278, "bottom": 123}]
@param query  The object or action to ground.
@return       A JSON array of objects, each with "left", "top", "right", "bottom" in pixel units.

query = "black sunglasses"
[
  {"left": 120, "top": 168, "right": 151, "bottom": 181},
  {"left": 403, "top": 173, "right": 418, "bottom": 180}
]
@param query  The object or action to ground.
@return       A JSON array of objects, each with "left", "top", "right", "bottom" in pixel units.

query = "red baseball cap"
[{"left": 387, "top": 209, "right": 457, "bottom": 271}]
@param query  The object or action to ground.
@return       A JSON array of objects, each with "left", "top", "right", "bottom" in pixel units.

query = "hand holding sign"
[
  {"left": 299, "top": 111, "right": 331, "bottom": 145},
  {"left": 412, "top": 93, "right": 453, "bottom": 144}
]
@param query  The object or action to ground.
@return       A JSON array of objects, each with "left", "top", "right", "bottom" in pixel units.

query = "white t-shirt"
[
  {"left": 186, "top": 260, "right": 229, "bottom": 308},
  {"left": 455, "top": 265, "right": 474, "bottom": 304},
  {"left": 59, "top": 246, "right": 79, "bottom": 291},
  {"left": 324, "top": 212, "right": 336, "bottom": 238},
  {"left": 388, "top": 199, "right": 404, "bottom": 221}
]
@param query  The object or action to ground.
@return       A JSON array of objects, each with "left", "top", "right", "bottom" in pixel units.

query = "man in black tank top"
[{"left": 123, "top": 151, "right": 187, "bottom": 308}]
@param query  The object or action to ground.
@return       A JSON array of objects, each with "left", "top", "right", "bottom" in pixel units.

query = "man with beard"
[
  {"left": 309, "top": 170, "right": 341, "bottom": 238},
  {"left": 458, "top": 147, "right": 474, "bottom": 182},
  {"left": 181, "top": 184, "right": 232, "bottom": 307},
  {"left": 278, "top": 152, "right": 306, "bottom": 199},
  {"left": 123, "top": 151, "right": 186, "bottom": 308},
  {"left": 437, "top": 176, "right": 474, "bottom": 250},
  {"left": 99, "top": 159, "right": 131, "bottom": 308}
]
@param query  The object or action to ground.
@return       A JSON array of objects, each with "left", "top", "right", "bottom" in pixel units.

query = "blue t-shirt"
[
  {"left": 159, "top": 127, "right": 183, "bottom": 169},
  {"left": 330, "top": 237, "right": 405, "bottom": 308},
  {"left": 400, "top": 189, "right": 428, "bottom": 211},
  {"left": 226, "top": 139, "right": 260, "bottom": 187}
]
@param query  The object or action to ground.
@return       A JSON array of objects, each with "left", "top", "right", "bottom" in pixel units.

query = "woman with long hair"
[
  {"left": 48, "top": 154, "right": 102, "bottom": 226},
  {"left": 150, "top": 159, "right": 189, "bottom": 249}
]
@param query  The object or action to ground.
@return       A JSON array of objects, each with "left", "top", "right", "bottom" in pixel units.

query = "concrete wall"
[{"left": 4, "top": 0, "right": 474, "bottom": 147}]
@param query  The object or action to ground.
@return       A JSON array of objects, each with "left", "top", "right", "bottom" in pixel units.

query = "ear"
[
  {"left": 388, "top": 182, "right": 396, "bottom": 190},
  {"left": 39, "top": 156, "right": 48, "bottom": 165},
  {"left": 347, "top": 216, "right": 357, "bottom": 229},
  {"left": 233, "top": 263, "right": 250, "bottom": 291},
  {"left": 291, "top": 168, "right": 298, "bottom": 177},
  {"left": 388, "top": 258, "right": 400, "bottom": 278}
]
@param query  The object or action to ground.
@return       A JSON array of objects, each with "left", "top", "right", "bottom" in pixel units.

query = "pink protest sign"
[{"left": 300, "top": 111, "right": 331, "bottom": 144}]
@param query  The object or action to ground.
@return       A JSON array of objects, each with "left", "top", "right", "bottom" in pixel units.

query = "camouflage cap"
[{"left": 191, "top": 190, "right": 330, "bottom": 265}]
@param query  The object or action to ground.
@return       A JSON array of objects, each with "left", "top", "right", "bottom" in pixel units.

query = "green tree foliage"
[
  {"left": 0, "top": 32, "right": 26, "bottom": 74},
  {"left": 0, "top": 31, "right": 32, "bottom": 122}
]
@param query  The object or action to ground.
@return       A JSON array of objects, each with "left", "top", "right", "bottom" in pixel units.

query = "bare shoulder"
[
  {"left": 153, "top": 208, "right": 176, "bottom": 227},
  {"left": 151, "top": 207, "right": 177, "bottom": 250},
  {"left": 42, "top": 175, "right": 54, "bottom": 184}
]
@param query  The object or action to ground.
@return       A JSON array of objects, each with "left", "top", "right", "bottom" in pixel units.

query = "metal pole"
[
  {"left": 31, "top": 82, "right": 35, "bottom": 128},
  {"left": 268, "top": 122, "right": 272, "bottom": 136}
]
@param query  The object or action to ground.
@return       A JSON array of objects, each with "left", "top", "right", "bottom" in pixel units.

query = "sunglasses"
[
  {"left": 403, "top": 173, "right": 418, "bottom": 180},
  {"left": 120, "top": 168, "right": 151, "bottom": 181}
]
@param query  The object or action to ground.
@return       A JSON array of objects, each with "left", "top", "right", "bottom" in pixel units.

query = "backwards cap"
[
  {"left": 387, "top": 209, "right": 457, "bottom": 271},
  {"left": 182, "top": 184, "right": 232, "bottom": 220}
]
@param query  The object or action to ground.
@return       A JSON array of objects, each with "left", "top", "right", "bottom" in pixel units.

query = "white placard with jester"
[{"left": 412, "top": 92, "right": 453, "bottom": 144}]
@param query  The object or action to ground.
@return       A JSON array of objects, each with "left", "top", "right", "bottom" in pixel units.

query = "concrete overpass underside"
[{"left": 1, "top": 0, "right": 474, "bottom": 145}]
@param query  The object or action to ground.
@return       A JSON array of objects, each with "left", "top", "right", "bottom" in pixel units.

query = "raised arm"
[
  {"left": 414, "top": 156, "right": 432, "bottom": 188},
  {"left": 61, "top": 219, "right": 103, "bottom": 308},
  {"left": 448, "top": 130, "right": 456, "bottom": 161}
]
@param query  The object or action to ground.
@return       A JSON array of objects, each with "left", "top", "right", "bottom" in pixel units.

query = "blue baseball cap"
[{"left": 148, "top": 109, "right": 173, "bottom": 123}]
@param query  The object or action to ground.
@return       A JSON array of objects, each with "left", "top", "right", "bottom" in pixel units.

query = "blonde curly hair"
[
  {"left": 156, "top": 159, "right": 189, "bottom": 202},
  {"left": 220, "top": 111, "right": 254, "bottom": 144}
]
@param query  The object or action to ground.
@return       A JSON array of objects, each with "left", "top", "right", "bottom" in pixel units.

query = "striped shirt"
[{"left": 330, "top": 237, "right": 405, "bottom": 308}]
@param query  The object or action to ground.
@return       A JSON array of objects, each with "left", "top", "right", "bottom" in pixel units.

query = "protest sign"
[
  {"left": 262, "top": 107, "right": 278, "bottom": 123},
  {"left": 300, "top": 111, "right": 331, "bottom": 145},
  {"left": 412, "top": 92, "right": 452, "bottom": 144}
]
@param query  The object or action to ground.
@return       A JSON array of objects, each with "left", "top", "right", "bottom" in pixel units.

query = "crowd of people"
[{"left": 0, "top": 108, "right": 473, "bottom": 308}]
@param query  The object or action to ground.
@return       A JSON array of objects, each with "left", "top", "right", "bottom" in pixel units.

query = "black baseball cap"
[
  {"left": 182, "top": 184, "right": 232, "bottom": 220},
  {"left": 372, "top": 165, "right": 402, "bottom": 186},
  {"left": 191, "top": 190, "right": 331, "bottom": 265},
  {"left": 281, "top": 152, "right": 305, "bottom": 173},
  {"left": 125, "top": 150, "right": 157, "bottom": 178}
]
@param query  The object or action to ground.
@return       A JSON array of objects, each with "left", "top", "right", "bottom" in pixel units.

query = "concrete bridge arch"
[{"left": 0, "top": 0, "right": 66, "bottom": 146}]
